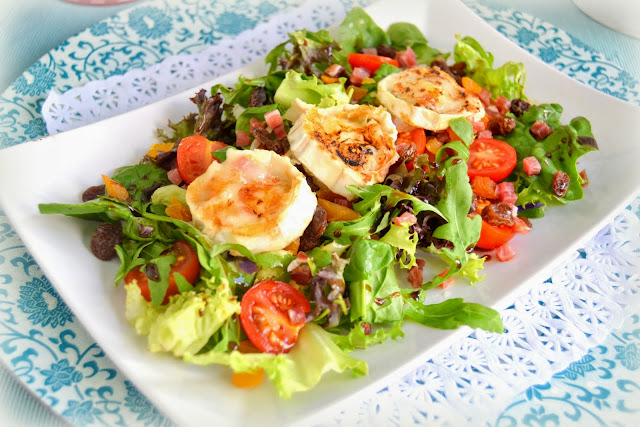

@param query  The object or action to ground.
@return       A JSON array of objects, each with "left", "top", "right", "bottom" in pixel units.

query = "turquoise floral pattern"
[
  {"left": 17, "top": 276, "right": 73, "bottom": 328},
  {"left": 615, "top": 344, "right": 639, "bottom": 370},
  {"left": 41, "top": 359, "right": 84, "bottom": 392},
  {"left": 492, "top": 315, "right": 640, "bottom": 426}
]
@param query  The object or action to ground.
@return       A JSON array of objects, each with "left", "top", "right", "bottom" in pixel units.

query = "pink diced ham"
[
  {"left": 530, "top": 121, "right": 553, "bottom": 140},
  {"left": 168, "top": 168, "right": 182, "bottom": 185},
  {"left": 396, "top": 46, "right": 417, "bottom": 68},
  {"left": 324, "top": 64, "right": 345, "bottom": 77},
  {"left": 523, "top": 156, "right": 542, "bottom": 176},
  {"left": 393, "top": 212, "right": 418, "bottom": 226},
  {"left": 496, "top": 181, "right": 518, "bottom": 205},
  {"left": 236, "top": 130, "right": 252, "bottom": 147},
  {"left": 264, "top": 109, "right": 283, "bottom": 130},
  {"left": 350, "top": 67, "right": 371, "bottom": 85},
  {"left": 495, "top": 242, "right": 516, "bottom": 262}
]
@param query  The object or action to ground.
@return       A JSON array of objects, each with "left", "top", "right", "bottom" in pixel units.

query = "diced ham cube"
[
  {"left": 513, "top": 216, "right": 532, "bottom": 234},
  {"left": 496, "top": 181, "right": 518, "bottom": 205},
  {"left": 523, "top": 156, "right": 542, "bottom": 176},
  {"left": 495, "top": 242, "right": 516, "bottom": 262},
  {"left": 350, "top": 67, "right": 371, "bottom": 85},
  {"left": 168, "top": 168, "right": 182, "bottom": 185},
  {"left": 477, "top": 130, "right": 493, "bottom": 139},
  {"left": 361, "top": 47, "right": 378, "bottom": 56},
  {"left": 495, "top": 96, "right": 511, "bottom": 115},
  {"left": 408, "top": 259, "right": 426, "bottom": 288},
  {"left": 264, "top": 109, "right": 283, "bottom": 130},
  {"left": 393, "top": 212, "right": 418, "bottom": 226},
  {"left": 530, "top": 121, "right": 553, "bottom": 140},
  {"left": 236, "top": 130, "right": 252, "bottom": 147},
  {"left": 396, "top": 46, "right": 417, "bottom": 68},
  {"left": 324, "top": 64, "right": 345, "bottom": 77}
]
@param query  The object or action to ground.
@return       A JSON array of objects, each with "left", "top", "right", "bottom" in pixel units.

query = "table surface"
[{"left": 1, "top": 0, "right": 639, "bottom": 425}]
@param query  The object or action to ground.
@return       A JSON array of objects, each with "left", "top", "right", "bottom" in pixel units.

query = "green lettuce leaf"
[
  {"left": 125, "top": 281, "right": 240, "bottom": 357},
  {"left": 274, "top": 70, "right": 350, "bottom": 110},
  {"left": 386, "top": 22, "right": 443, "bottom": 64},
  {"left": 499, "top": 104, "right": 598, "bottom": 217},
  {"left": 454, "top": 36, "right": 526, "bottom": 100},
  {"left": 330, "top": 321, "right": 405, "bottom": 352},
  {"left": 344, "top": 239, "right": 404, "bottom": 323},
  {"left": 184, "top": 322, "right": 367, "bottom": 400},
  {"left": 338, "top": 7, "right": 389, "bottom": 54}
]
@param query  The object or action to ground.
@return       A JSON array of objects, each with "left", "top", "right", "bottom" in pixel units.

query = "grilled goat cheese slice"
[
  {"left": 186, "top": 149, "right": 316, "bottom": 253},
  {"left": 287, "top": 104, "right": 398, "bottom": 200},
  {"left": 377, "top": 66, "right": 485, "bottom": 131}
]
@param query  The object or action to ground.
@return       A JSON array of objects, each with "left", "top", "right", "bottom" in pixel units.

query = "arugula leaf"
[
  {"left": 404, "top": 298, "right": 503, "bottom": 332},
  {"left": 111, "top": 163, "right": 170, "bottom": 211},
  {"left": 430, "top": 142, "right": 482, "bottom": 279}
]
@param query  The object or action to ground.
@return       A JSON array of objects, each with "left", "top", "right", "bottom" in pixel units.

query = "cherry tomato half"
[
  {"left": 176, "top": 135, "right": 228, "bottom": 184},
  {"left": 348, "top": 53, "right": 399, "bottom": 73},
  {"left": 124, "top": 240, "right": 200, "bottom": 305},
  {"left": 240, "top": 280, "right": 311, "bottom": 354},
  {"left": 467, "top": 138, "right": 517, "bottom": 182},
  {"left": 476, "top": 220, "right": 516, "bottom": 250}
]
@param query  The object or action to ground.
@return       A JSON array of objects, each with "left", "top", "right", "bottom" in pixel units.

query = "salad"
[{"left": 38, "top": 8, "right": 598, "bottom": 399}]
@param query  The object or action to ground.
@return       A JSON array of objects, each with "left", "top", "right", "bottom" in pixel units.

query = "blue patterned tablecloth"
[{"left": 0, "top": 0, "right": 639, "bottom": 425}]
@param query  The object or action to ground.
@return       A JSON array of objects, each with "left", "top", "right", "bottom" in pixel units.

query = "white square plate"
[{"left": 1, "top": 0, "right": 638, "bottom": 425}]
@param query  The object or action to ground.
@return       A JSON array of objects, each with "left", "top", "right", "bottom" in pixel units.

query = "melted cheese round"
[
  {"left": 377, "top": 66, "right": 485, "bottom": 131},
  {"left": 186, "top": 149, "right": 317, "bottom": 253},
  {"left": 287, "top": 103, "right": 398, "bottom": 200}
]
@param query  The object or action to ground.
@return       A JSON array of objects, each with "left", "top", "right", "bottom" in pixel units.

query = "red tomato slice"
[
  {"left": 348, "top": 53, "right": 399, "bottom": 73},
  {"left": 467, "top": 138, "right": 517, "bottom": 182},
  {"left": 124, "top": 240, "right": 200, "bottom": 305},
  {"left": 176, "top": 135, "right": 228, "bottom": 184},
  {"left": 240, "top": 280, "right": 311, "bottom": 354},
  {"left": 476, "top": 220, "right": 516, "bottom": 250}
]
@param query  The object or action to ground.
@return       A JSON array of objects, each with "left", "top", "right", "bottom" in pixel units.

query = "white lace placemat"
[
  {"left": 42, "top": 0, "right": 348, "bottom": 133},
  {"left": 37, "top": 0, "right": 640, "bottom": 425}
]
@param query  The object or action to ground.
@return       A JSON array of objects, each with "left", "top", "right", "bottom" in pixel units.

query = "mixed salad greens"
[{"left": 39, "top": 8, "right": 598, "bottom": 398}]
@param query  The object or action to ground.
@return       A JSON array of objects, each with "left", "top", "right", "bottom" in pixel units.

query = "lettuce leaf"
[
  {"left": 499, "top": 104, "right": 598, "bottom": 217},
  {"left": 184, "top": 322, "right": 367, "bottom": 400},
  {"left": 386, "top": 22, "right": 443, "bottom": 64},
  {"left": 273, "top": 70, "right": 350, "bottom": 110},
  {"left": 125, "top": 281, "right": 241, "bottom": 357},
  {"left": 338, "top": 7, "right": 390, "bottom": 54},
  {"left": 454, "top": 36, "right": 526, "bottom": 100},
  {"left": 344, "top": 239, "right": 404, "bottom": 323}
]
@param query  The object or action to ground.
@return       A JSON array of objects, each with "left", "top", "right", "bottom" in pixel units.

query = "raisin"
[
  {"left": 481, "top": 202, "right": 515, "bottom": 227},
  {"left": 488, "top": 116, "right": 516, "bottom": 136},
  {"left": 552, "top": 171, "right": 570, "bottom": 197},
  {"left": 82, "top": 185, "right": 105, "bottom": 202},
  {"left": 510, "top": 98, "right": 531, "bottom": 117},
  {"left": 90, "top": 223, "right": 122, "bottom": 261}
]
